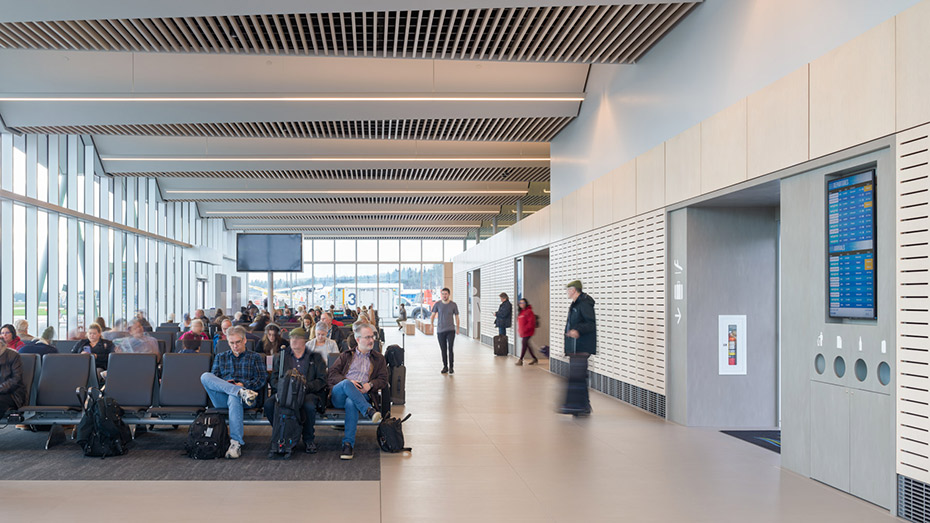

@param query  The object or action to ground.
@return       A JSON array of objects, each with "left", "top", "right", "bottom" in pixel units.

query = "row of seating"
[{"left": 3, "top": 352, "right": 389, "bottom": 449}]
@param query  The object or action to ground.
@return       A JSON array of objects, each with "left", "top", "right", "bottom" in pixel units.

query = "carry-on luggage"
[
  {"left": 269, "top": 407, "right": 303, "bottom": 459},
  {"left": 390, "top": 365, "right": 407, "bottom": 405},
  {"left": 185, "top": 411, "right": 229, "bottom": 459},
  {"left": 377, "top": 414, "right": 412, "bottom": 453},
  {"left": 384, "top": 344, "right": 405, "bottom": 367},
  {"left": 493, "top": 334, "right": 508, "bottom": 356},
  {"left": 75, "top": 387, "right": 132, "bottom": 458}
]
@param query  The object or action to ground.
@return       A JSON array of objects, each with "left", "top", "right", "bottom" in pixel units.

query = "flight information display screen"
[{"left": 827, "top": 170, "right": 876, "bottom": 319}]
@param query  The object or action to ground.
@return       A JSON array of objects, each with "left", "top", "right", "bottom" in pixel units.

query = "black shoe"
[
  {"left": 304, "top": 441, "right": 318, "bottom": 454},
  {"left": 366, "top": 407, "right": 383, "bottom": 423},
  {"left": 449, "top": 367, "right": 454, "bottom": 374},
  {"left": 340, "top": 443, "right": 354, "bottom": 460},
  {"left": 441, "top": 366, "right": 449, "bottom": 374}
]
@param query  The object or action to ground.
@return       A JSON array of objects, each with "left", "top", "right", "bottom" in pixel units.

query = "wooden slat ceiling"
[
  {"left": 0, "top": 3, "right": 699, "bottom": 64},
  {"left": 9, "top": 117, "right": 574, "bottom": 142}
]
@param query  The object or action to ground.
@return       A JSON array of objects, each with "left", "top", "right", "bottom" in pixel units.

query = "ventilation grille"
[
  {"left": 11, "top": 117, "right": 573, "bottom": 142},
  {"left": 897, "top": 124, "right": 930, "bottom": 485},
  {"left": 453, "top": 270, "right": 468, "bottom": 331},
  {"left": 549, "top": 358, "right": 666, "bottom": 417},
  {"left": 232, "top": 225, "right": 476, "bottom": 233},
  {"left": 480, "top": 257, "right": 515, "bottom": 344},
  {"left": 171, "top": 195, "right": 544, "bottom": 206},
  {"left": 550, "top": 209, "right": 666, "bottom": 395},
  {"left": 899, "top": 475, "right": 930, "bottom": 523},
  {"left": 0, "top": 4, "right": 699, "bottom": 64},
  {"left": 120, "top": 166, "right": 549, "bottom": 182}
]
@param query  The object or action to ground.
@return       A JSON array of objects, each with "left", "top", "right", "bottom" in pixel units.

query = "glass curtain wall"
[{"left": 0, "top": 132, "right": 233, "bottom": 339}]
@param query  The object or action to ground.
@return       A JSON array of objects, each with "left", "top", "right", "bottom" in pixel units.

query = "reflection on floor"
[{"left": 0, "top": 329, "right": 897, "bottom": 522}]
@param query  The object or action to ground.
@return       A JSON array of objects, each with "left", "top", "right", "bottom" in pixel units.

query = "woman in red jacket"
[
  {"left": 516, "top": 299, "right": 538, "bottom": 366},
  {"left": 0, "top": 324, "right": 25, "bottom": 352}
]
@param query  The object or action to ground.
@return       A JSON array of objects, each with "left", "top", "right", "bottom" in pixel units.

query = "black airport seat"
[
  {"left": 151, "top": 331, "right": 176, "bottom": 354},
  {"left": 174, "top": 338, "right": 212, "bottom": 353},
  {"left": 327, "top": 353, "right": 339, "bottom": 369},
  {"left": 21, "top": 353, "right": 96, "bottom": 414},
  {"left": 157, "top": 324, "right": 180, "bottom": 333},
  {"left": 147, "top": 353, "right": 211, "bottom": 420},
  {"left": 18, "top": 353, "right": 40, "bottom": 407},
  {"left": 52, "top": 340, "right": 79, "bottom": 353},
  {"left": 103, "top": 353, "right": 158, "bottom": 418}
]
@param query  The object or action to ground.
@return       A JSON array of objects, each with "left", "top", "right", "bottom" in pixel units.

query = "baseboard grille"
[
  {"left": 549, "top": 358, "right": 666, "bottom": 418},
  {"left": 900, "top": 474, "right": 930, "bottom": 523}
]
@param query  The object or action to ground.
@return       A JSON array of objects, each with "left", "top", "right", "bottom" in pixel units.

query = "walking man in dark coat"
[{"left": 561, "top": 280, "right": 596, "bottom": 415}]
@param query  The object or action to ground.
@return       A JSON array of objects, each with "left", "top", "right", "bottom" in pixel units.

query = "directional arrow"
[{"left": 674, "top": 307, "right": 682, "bottom": 325}]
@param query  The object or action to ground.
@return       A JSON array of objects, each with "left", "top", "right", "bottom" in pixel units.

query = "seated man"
[
  {"left": 320, "top": 312, "right": 346, "bottom": 347},
  {"left": 103, "top": 319, "right": 130, "bottom": 341},
  {"left": 326, "top": 323, "right": 388, "bottom": 460},
  {"left": 116, "top": 319, "right": 161, "bottom": 363},
  {"left": 264, "top": 327, "right": 327, "bottom": 454},
  {"left": 199, "top": 326, "right": 266, "bottom": 459},
  {"left": 212, "top": 318, "right": 232, "bottom": 352},
  {"left": 179, "top": 337, "right": 202, "bottom": 353}
]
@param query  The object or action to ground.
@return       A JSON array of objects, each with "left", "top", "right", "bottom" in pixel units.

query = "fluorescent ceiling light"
[
  {"left": 167, "top": 189, "right": 526, "bottom": 195},
  {"left": 205, "top": 210, "right": 497, "bottom": 215},
  {"left": 0, "top": 95, "right": 584, "bottom": 102},
  {"left": 102, "top": 156, "right": 547, "bottom": 162},
  {"left": 233, "top": 224, "right": 478, "bottom": 228}
]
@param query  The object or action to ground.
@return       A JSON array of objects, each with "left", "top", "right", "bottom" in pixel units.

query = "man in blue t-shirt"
[{"left": 430, "top": 288, "right": 460, "bottom": 375}]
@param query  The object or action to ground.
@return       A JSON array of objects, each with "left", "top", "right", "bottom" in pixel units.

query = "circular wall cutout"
[
  {"left": 854, "top": 359, "right": 867, "bottom": 382},
  {"left": 878, "top": 361, "right": 891, "bottom": 386},
  {"left": 834, "top": 356, "right": 846, "bottom": 378},
  {"left": 815, "top": 354, "right": 826, "bottom": 374}
]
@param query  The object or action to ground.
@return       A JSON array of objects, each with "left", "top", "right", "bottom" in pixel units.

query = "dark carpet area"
[
  {"left": 0, "top": 425, "right": 380, "bottom": 481},
  {"left": 721, "top": 430, "right": 781, "bottom": 454}
]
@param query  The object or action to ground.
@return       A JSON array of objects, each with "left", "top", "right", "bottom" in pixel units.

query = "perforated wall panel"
[
  {"left": 480, "top": 258, "right": 515, "bottom": 350},
  {"left": 897, "top": 124, "right": 930, "bottom": 487},
  {"left": 550, "top": 209, "right": 666, "bottom": 396}
]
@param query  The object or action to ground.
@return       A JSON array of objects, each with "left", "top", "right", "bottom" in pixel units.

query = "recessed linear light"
[
  {"left": 233, "top": 224, "right": 479, "bottom": 229},
  {"left": 102, "top": 156, "right": 548, "bottom": 162},
  {"left": 205, "top": 210, "right": 498, "bottom": 215},
  {"left": 167, "top": 189, "right": 527, "bottom": 195},
  {"left": 0, "top": 95, "right": 585, "bottom": 103}
]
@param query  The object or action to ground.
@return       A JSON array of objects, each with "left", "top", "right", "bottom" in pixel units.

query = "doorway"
[
  {"left": 467, "top": 269, "right": 480, "bottom": 339},
  {"left": 515, "top": 249, "right": 550, "bottom": 359},
  {"left": 195, "top": 278, "right": 208, "bottom": 311}
]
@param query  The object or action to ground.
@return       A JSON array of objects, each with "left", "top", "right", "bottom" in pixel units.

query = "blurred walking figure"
[
  {"left": 560, "top": 280, "right": 596, "bottom": 416},
  {"left": 515, "top": 298, "right": 538, "bottom": 366}
]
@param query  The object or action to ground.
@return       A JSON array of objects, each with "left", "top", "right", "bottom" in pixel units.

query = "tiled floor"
[{"left": 0, "top": 329, "right": 901, "bottom": 522}]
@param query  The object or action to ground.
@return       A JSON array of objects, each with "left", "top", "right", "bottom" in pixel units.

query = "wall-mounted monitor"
[
  {"left": 236, "top": 233, "right": 302, "bottom": 272},
  {"left": 826, "top": 169, "right": 876, "bottom": 320}
]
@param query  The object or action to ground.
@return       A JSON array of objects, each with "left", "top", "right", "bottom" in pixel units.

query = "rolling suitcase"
[
  {"left": 390, "top": 365, "right": 407, "bottom": 405},
  {"left": 493, "top": 335, "right": 508, "bottom": 356}
]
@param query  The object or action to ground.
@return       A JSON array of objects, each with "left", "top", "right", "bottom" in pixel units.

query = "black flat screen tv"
[
  {"left": 236, "top": 233, "right": 302, "bottom": 272},
  {"left": 826, "top": 169, "right": 876, "bottom": 320}
]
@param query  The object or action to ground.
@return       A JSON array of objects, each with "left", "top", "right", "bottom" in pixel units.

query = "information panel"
[{"left": 827, "top": 170, "right": 876, "bottom": 319}]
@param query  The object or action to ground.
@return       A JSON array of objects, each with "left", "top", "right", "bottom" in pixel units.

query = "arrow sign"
[{"left": 674, "top": 307, "right": 682, "bottom": 325}]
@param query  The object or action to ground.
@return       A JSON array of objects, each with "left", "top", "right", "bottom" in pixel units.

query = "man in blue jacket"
[{"left": 561, "top": 280, "right": 596, "bottom": 416}]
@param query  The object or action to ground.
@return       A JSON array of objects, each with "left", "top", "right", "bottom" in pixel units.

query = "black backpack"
[
  {"left": 384, "top": 344, "right": 404, "bottom": 368},
  {"left": 75, "top": 387, "right": 132, "bottom": 459},
  {"left": 276, "top": 357, "right": 308, "bottom": 412},
  {"left": 185, "top": 411, "right": 229, "bottom": 460},
  {"left": 377, "top": 413, "right": 412, "bottom": 453},
  {"left": 269, "top": 407, "right": 303, "bottom": 459}
]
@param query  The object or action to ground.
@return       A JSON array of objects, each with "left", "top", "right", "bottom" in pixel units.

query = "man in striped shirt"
[
  {"left": 200, "top": 325, "right": 266, "bottom": 459},
  {"left": 326, "top": 323, "right": 389, "bottom": 460}
]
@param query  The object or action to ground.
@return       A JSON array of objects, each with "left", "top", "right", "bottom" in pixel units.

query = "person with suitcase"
[
  {"left": 264, "top": 327, "right": 328, "bottom": 455},
  {"left": 561, "top": 280, "right": 596, "bottom": 416},
  {"left": 494, "top": 293, "right": 512, "bottom": 337},
  {"left": 515, "top": 298, "right": 539, "bottom": 366},
  {"left": 430, "top": 288, "right": 460, "bottom": 375}
]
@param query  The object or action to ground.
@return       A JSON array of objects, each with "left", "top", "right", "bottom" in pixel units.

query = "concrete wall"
[
  {"left": 550, "top": 0, "right": 920, "bottom": 200},
  {"left": 780, "top": 143, "right": 896, "bottom": 509},
  {"left": 684, "top": 207, "right": 778, "bottom": 427}
]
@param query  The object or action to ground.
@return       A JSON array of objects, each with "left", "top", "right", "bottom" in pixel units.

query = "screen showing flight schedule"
[{"left": 827, "top": 170, "right": 876, "bottom": 319}]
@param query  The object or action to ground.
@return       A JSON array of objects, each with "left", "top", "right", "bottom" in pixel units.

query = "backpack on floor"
[
  {"left": 377, "top": 413, "right": 412, "bottom": 453},
  {"left": 384, "top": 344, "right": 405, "bottom": 367},
  {"left": 269, "top": 406, "right": 303, "bottom": 459},
  {"left": 185, "top": 411, "right": 229, "bottom": 460},
  {"left": 75, "top": 387, "right": 132, "bottom": 459}
]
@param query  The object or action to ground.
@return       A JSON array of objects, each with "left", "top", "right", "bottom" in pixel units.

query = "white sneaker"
[
  {"left": 225, "top": 439, "right": 241, "bottom": 459},
  {"left": 238, "top": 388, "right": 258, "bottom": 407}
]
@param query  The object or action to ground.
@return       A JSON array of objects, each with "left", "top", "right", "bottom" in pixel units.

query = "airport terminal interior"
[{"left": 2, "top": 1, "right": 930, "bottom": 521}]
